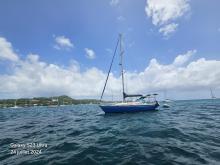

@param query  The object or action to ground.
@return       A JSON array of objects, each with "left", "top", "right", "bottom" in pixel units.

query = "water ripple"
[{"left": 0, "top": 100, "right": 220, "bottom": 165}]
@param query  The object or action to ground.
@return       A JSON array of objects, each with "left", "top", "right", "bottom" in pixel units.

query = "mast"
[
  {"left": 210, "top": 88, "right": 216, "bottom": 99},
  {"left": 119, "top": 34, "right": 125, "bottom": 102}
]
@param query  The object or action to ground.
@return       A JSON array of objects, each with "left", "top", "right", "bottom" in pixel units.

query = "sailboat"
[
  {"left": 99, "top": 34, "right": 159, "bottom": 113},
  {"left": 11, "top": 99, "right": 19, "bottom": 109},
  {"left": 162, "top": 90, "right": 171, "bottom": 108},
  {"left": 210, "top": 88, "right": 217, "bottom": 99}
]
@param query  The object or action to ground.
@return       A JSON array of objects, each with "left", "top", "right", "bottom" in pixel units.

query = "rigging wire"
[{"left": 100, "top": 37, "right": 120, "bottom": 102}]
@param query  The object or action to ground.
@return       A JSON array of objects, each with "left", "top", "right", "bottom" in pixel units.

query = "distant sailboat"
[
  {"left": 48, "top": 97, "right": 59, "bottom": 107},
  {"left": 99, "top": 34, "right": 159, "bottom": 113},
  {"left": 162, "top": 90, "right": 171, "bottom": 108},
  {"left": 210, "top": 88, "right": 217, "bottom": 99},
  {"left": 11, "top": 99, "right": 19, "bottom": 109}
]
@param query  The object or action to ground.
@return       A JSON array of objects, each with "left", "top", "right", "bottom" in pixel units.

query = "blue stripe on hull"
[{"left": 100, "top": 104, "right": 159, "bottom": 113}]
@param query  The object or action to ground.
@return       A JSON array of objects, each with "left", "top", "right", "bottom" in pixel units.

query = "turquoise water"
[{"left": 0, "top": 99, "right": 220, "bottom": 165}]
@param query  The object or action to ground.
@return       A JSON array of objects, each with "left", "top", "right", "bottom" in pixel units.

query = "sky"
[{"left": 0, "top": 0, "right": 220, "bottom": 100}]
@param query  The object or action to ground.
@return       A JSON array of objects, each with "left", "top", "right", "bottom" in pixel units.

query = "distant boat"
[
  {"left": 99, "top": 34, "right": 159, "bottom": 113},
  {"left": 210, "top": 88, "right": 217, "bottom": 99},
  {"left": 11, "top": 99, "right": 20, "bottom": 109},
  {"left": 50, "top": 97, "right": 59, "bottom": 107},
  {"left": 162, "top": 90, "right": 171, "bottom": 108}
]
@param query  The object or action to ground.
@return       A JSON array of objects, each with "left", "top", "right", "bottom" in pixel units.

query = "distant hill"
[{"left": 0, "top": 95, "right": 101, "bottom": 108}]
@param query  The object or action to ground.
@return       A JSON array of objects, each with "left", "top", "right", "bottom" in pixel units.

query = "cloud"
[
  {"left": 0, "top": 37, "right": 19, "bottom": 61},
  {"left": 110, "top": 0, "right": 119, "bottom": 6},
  {"left": 145, "top": 0, "right": 190, "bottom": 26},
  {"left": 0, "top": 54, "right": 104, "bottom": 98},
  {"left": 85, "top": 48, "right": 96, "bottom": 59},
  {"left": 173, "top": 49, "right": 196, "bottom": 66},
  {"left": 53, "top": 35, "right": 74, "bottom": 50},
  {"left": 0, "top": 50, "right": 220, "bottom": 99},
  {"left": 159, "top": 23, "right": 178, "bottom": 37},
  {"left": 0, "top": 38, "right": 220, "bottom": 100},
  {"left": 145, "top": 0, "right": 190, "bottom": 36}
]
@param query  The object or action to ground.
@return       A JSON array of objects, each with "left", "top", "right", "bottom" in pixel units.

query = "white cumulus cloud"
[
  {"left": 0, "top": 38, "right": 220, "bottom": 100},
  {"left": 145, "top": 0, "right": 190, "bottom": 26},
  {"left": 145, "top": 0, "right": 190, "bottom": 36},
  {"left": 54, "top": 35, "right": 74, "bottom": 50},
  {"left": 173, "top": 49, "right": 196, "bottom": 66},
  {"left": 0, "top": 37, "right": 19, "bottom": 61},
  {"left": 85, "top": 48, "right": 96, "bottom": 59}
]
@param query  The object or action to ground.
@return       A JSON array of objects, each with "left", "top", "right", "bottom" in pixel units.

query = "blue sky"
[{"left": 0, "top": 0, "right": 220, "bottom": 100}]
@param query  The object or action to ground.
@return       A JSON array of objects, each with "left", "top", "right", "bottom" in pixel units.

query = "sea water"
[{"left": 0, "top": 99, "right": 220, "bottom": 165}]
